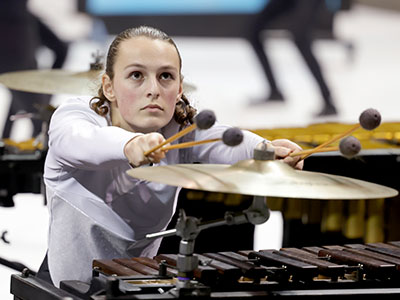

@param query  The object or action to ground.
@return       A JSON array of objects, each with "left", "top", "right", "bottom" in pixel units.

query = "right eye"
[{"left": 130, "top": 71, "right": 143, "bottom": 80}]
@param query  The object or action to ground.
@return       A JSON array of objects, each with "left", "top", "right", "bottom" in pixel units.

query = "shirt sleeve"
[
  {"left": 191, "top": 122, "right": 266, "bottom": 164},
  {"left": 47, "top": 98, "right": 140, "bottom": 170}
]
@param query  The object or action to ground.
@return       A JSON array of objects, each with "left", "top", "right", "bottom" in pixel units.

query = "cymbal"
[
  {"left": 0, "top": 69, "right": 101, "bottom": 95},
  {"left": 0, "top": 69, "right": 197, "bottom": 96},
  {"left": 126, "top": 159, "right": 398, "bottom": 200}
]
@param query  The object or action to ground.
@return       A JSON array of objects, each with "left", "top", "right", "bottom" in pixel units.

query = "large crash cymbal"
[
  {"left": 0, "top": 69, "right": 197, "bottom": 96},
  {"left": 126, "top": 159, "right": 398, "bottom": 200},
  {"left": 0, "top": 69, "right": 101, "bottom": 95}
]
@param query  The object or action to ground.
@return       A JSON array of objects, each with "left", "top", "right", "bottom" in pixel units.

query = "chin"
[{"left": 135, "top": 121, "right": 168, "bottom": 133}]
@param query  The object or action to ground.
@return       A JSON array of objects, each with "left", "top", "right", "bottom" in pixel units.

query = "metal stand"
[
  {"left": 1, "top": 230, "right": 35, "bottom": 274},
  {"left": 145, "top": 195, "right": 271, "bottom": 297}
]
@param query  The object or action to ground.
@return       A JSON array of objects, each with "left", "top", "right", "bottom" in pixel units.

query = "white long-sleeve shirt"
[{"left": 43, "top": 96, "right": 264, "bottom": 286}]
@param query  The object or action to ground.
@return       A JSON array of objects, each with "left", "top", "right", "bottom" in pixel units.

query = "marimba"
[{"left": 11, "top": 241, "right": 400, "bottom": 299}]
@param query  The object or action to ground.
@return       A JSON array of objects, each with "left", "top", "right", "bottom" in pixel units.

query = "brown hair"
[{"left": 90, "top": 25, "right": 196, "bottom": 126}]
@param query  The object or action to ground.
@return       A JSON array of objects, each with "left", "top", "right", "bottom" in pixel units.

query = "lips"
[{"left": 142, "top": 104, "right": 163, "bottom": 110}]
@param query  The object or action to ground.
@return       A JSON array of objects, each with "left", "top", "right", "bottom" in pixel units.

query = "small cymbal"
[
  {"left": 0, "top": 69, "right": 197, "bottom": 96},
  {"left": 0, "top": 69, "right": 101, "bottom": 95},
  {"left": 127, "top": 160, "right": 398, "bottom": 200}
]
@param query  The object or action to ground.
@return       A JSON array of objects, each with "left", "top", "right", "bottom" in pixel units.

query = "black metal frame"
[{"left": 10, "top": 269, "right": 400, "bottom": 299}]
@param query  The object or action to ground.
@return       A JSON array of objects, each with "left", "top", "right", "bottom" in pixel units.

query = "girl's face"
[{"left": 103, "top": 36, "right": 183, "bottom": 133}]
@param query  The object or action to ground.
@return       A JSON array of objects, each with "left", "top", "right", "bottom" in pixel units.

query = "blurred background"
[{"left": 1, "top": 0, "right": 400, "bottom": 298}]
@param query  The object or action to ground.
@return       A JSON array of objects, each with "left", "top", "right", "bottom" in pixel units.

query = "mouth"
[{"left": 141, "top": 104, "right": 163, "bottom": 111}]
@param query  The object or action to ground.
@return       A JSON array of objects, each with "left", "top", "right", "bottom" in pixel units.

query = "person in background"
[
  {"left": 0, "top": 0, "right": 68, "bottom": 139},
  {"left": 247, "top": 0, "right": 337, "bottom": 116}
]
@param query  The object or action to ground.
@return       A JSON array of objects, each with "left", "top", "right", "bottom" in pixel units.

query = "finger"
[
  {"left": 295, "top": 159, "right": 304, "bottom": 170},
  {"left": 285, "top": 155, "right": 304, "bottom": 169},
  {"left": 272, "top": 139, "right": 302, "bottom": 152},
  {"left": 149, "top": 149, "right": 166, "bottom": 163},
  {"left": 141, "top": 133, "right": 165, "bottom": 157},
  {"left": 147, "top": 133, "right": 165, "bottom": 149},
  {"left": 273, "top": 146, "right": 291, "bottom": 158},
  {"left": 129, "top": 144, "right": 147, "bottom": 167},
  {"left": 282, "top": 156, "right": 297, "bottom": 167}
]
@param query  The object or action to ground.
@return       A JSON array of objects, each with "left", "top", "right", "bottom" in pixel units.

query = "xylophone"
[{"left": 11, "top": 241, "right": 400, "bottom": 299}]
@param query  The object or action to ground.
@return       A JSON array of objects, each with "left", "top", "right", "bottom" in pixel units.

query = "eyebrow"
[{"left": 124, "top": 63, "right": 178, "bottom": 71}]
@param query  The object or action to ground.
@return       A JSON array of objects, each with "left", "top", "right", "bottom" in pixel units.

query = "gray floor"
[{"left": 1, "top": 4, "right": 400, "bottom": 299}]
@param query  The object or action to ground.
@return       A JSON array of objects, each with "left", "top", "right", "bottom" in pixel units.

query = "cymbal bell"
[
  {"left": 126, "top": 159, "right": 398, "bottom": 200},
  {"left": 0, "top": 69, "right": 197, "bottom": 96}
]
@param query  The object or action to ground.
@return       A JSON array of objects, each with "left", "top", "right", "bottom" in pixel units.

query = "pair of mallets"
[
  {"left": 143, "top": 110, "right": 243, "bottom": 157},
  {"left": 144, "top": 108, "right": 381, "bottom": 160},
  {"left": 290, "top": 108, "right": 381, "bottom": 159}
]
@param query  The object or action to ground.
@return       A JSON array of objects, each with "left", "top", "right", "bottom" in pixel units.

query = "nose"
[{"left": 146, "top": 77, "right": 160, "bottom": 99}]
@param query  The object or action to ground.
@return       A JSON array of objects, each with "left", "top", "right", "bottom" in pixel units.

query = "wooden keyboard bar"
[
  {"left": 203, "top": 252, "right": 268, "bottom": 279},
  {"left": 92, "top": 259, "right": 142, "bottom": 276},
  {"left": 154, "top": 254, "right": 218, "bottom": 283},
  {"left": 131, "top": 257, "right": 177, "bottom": 276},
  {"left": 154, "top": 254, "right": 178, "bottom": 267},
  {"left": 343, "top": 243, "right": 400, "bottom": 261},
  {"left": 113, "top": 258, "right": 160, "bottom": 276},
  {"left": 342, "top": 248, "right": 400, "bottom": 269},
  {"left": 219, "top": 251, "right": 249, "bottom": 261},
  {"left": 365, "top": 245, "right": 400, "bottom": 259},
  {"left": 318, "top": 249, "right": 396, "bottom": 279},
  {"left": 280, "top": 248, "right": 344, "bottom": 278},
  {"left": 249, "top": 250, "right": 318, "bottom": 281},
  {"left": 388, "top": 241, "right": 400, "bottom": 248},
  {"left": 302, "top": 246, "right": 325, "bottom": 255},
  {"left": 237, "top": 250, "right": 252, "bottom": 257},
  {"left": 368, "top": 243, "right": 400, "bottom": 250},
  {"left": 196, "top": 254, "right": 242, "bottom": 281},
  {"left": 344, "top": 243, "right": 368, "bottom": 250}
]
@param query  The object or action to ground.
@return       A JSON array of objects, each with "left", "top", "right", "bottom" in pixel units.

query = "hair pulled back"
[{"left": 90, "top": 26, "right": 196, "bottom": 126}]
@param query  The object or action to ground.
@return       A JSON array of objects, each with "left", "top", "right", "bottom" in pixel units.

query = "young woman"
[{"left": 42, "top": 26, "right": 303, "bottom": 286}]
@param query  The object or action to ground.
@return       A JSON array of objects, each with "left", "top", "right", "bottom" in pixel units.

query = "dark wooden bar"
[
  {"left": 131, "top": 257, "right": 177, "bottom": 276},
  {"left": 365, "top": 244, "right": 400, "bottom": 259},
  {"left": 249, "top": 249, "right": 319, "bottom": 281},
  {"left": 342, "top": 247, "right": 400, "bottom": 270},
  {"left": 196, "top": 254, "right": 243, "bottom": 281},
  {"left": 154, "top": 253, "right": 218, "bottom": 283},
  {"left": 280, "top": 247, "right": 344, "bottom": 279},
  {"left": 388, "top": 241, "right": 400, "bottom": 248},
  {"left": 218, "top": 251, "right": 250, "bottom": 261},
  {"left": 302, "top": 246, "right": 326, "bottom": 255},
  {"left": 92, "top": 259, "right": 142, "bottom": 276},
  {"left": 318, "top": 249, "right": 396, "bottom": 279},
  {"left": 203, "top": 252, "right": 268, "bottom": 279},
  {"left": 113, "top": 258, "right": 160, "bottom": 276},
  {"left": 369, "top": 243, "right": 400, "bottom": 250},
  {"left": 153, "top": 253, "right": 178, "bottom": 267}
]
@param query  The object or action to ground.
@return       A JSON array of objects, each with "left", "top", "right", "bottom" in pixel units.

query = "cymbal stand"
[
  {"left": 145, "top": 195, "right": 271, "bottom": 297},
  {"left": 0, "top": 230, "right": 35, "bottom": 274}
]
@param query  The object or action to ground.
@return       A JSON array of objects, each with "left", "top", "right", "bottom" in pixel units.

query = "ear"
[
  {"left": 176, "top": 81, "right": 184, "bottom": 103},
  {"left": 102, "top": 74, "right": 116, "bottom": 102}
]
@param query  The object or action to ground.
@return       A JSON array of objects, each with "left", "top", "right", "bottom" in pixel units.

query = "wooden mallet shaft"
[
  {"left": 301, "top": 123, "right": 360, "bottom": 160},
  {"left": 162, "top": 138, "right": 221, "bottom": 151},
  {"left": 290, "top": 146, "right": 339, "bottom": 157},
  {"left": 143, "top": 123, "right": 197, "bottom": 156},
  {"left": 144, "top": 109, "right": 217, "bottom": 156}
]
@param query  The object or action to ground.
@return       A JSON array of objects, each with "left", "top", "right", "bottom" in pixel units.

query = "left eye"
[{"left": 160, "top": 72, "right": 173, "bottom": 80}]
